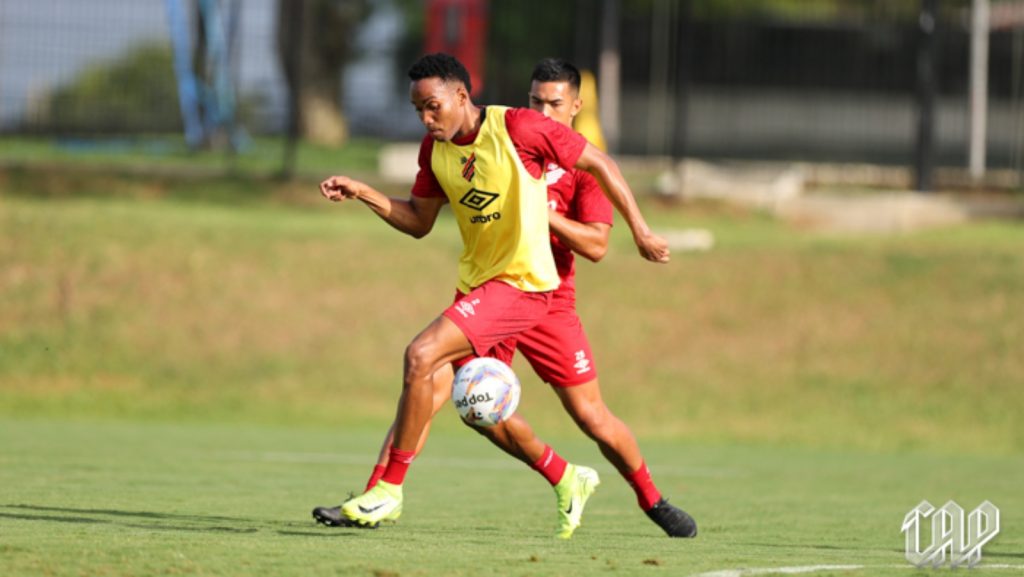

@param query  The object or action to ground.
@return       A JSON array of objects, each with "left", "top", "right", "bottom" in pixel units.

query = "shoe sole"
[
  {"left": 341, "top": 505, "right": 397, "bottom": 528},
  {"left": 312, "top": 509, "right": 378, "bottom": 529}
]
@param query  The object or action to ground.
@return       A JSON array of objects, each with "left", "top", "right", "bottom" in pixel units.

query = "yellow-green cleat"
[
  {"left": 341, "top": 480, "right": 403, "bottom": 527},
  {"left": 553, "top": 464, "right": 600, "bottom": 539}
]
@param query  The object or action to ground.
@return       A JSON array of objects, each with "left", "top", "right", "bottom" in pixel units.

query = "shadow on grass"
[
  {"left": 0, "top": 512, "right": 106, "bottom": 525},
  {"left": 736, "top": 541, "right": 873, "bottom": 553},
  {"left": 1, "top": 503, "right": 352, "bottom": 537},
  {"left": 987, "top": 551, "right": 1024, "bottom": 560},
  {"left": 6, "top": 503, "right": 247, "bottom": 522},
  {"left": 275, "top": 530, "right": 361, "bottom": 538}
]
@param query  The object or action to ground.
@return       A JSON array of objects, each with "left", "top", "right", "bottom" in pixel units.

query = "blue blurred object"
[
  {"left": 165, "top": 0, "right": 202, "bottom": 149},
  {"left": 165, "top": 0, "right": 248, "bottom": 151}
]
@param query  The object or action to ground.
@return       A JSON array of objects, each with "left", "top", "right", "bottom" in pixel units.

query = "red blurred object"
[{"left": 425, "top": 0, "right": 488, "bottom": 97}]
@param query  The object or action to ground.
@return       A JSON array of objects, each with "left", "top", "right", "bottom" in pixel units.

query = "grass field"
[
  {"left": 2, "top": 418, "right": 1022, "bottom": 577},
  {"left": 2, "top": 168, "right": 1023, "bottom": 575},
  {"left": 0, "top": 136, "right": 385, "bottom": 179}
]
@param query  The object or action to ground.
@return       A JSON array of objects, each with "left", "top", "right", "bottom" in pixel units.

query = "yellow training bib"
[{"left": 430, "top": 106, "right": 559, "bottom": 293}]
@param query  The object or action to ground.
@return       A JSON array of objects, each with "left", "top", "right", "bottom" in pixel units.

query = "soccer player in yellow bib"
[
  {"left": 315, "top": 58, "right": 697, "bottom": 539},
  {"left": 318, "top": 53, "right": 671, "bottom": 534}
]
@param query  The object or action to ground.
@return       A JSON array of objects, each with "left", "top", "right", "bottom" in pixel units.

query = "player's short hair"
[
  {"left": 408, "top": 53, "right": 472, "bottom": 94},
  {"left": 530, "top": 58, "right": 581, "bottom": 93}
]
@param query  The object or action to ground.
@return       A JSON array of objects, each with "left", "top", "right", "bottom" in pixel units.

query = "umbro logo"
[
  {"left": 454, "top": 298, "right": 481, "bottom": 318},
  {"left": 573, "top": 350, "right": 592, "bottom": 375},
  {"left": 459, "top": 188, "right": 499, "bottom": 211}
]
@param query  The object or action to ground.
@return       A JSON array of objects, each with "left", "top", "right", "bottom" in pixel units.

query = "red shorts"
[
  {"left": 443, "top": 280, "right": 553, "bottom": 362},
  {"left": 517, "top": 287, "right": 598, "bottom": 388},
  {"left": 449, "top": 285, "right": 598, "bottom": 388}
]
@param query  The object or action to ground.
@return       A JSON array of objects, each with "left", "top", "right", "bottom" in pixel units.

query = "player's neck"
[{"left": 454, "top": 104, "right": 484, "bottom": 140}]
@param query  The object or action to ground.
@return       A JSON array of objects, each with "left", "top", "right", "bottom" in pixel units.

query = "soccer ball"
[{"left": 451, "top": 357, "right": 521, "bottom": 427}]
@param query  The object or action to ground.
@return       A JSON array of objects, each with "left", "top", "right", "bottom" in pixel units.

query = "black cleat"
[
  {"left": 312, "top": 505, "right": 377, "bottom": 529},
  {"left": 312, "top": 505, "right": 351, "bottom": 527},
  {"left": 645, "top": 498, "right": 697, "bottom": 538}
]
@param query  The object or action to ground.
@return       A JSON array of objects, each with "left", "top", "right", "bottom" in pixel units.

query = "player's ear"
[{"left": 571, "top": 97, "right": 583, "bottom": 120}]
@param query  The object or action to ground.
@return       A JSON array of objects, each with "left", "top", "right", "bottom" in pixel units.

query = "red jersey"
[
  {"left": 412, "top": 107, "right": 610, "bottom": 291},
  {"left": 545, "top": 163, "right": 613, "bottom": 290},
  {"left": 412, "top": 107, "right": 587, "bottom": 199}
]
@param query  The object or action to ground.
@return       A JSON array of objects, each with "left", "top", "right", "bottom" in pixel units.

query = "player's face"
[
  {"left": 528, "top": 80, "right": 582, "bottom": 128},
  {"left": 410, "top": 77, "right": 467, "bottom": 142}
]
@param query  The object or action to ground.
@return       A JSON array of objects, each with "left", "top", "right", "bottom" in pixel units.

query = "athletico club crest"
[
  {"left": 459, "top": 188, "right": 499, "bottom": 211},
  {"left": 461, "top": 153, "right": 477, "bottom": 182}
]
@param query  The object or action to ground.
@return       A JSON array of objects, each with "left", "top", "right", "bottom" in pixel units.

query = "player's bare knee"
[{"left": 403, "top": 341, "right": 438, "bottom": 383}]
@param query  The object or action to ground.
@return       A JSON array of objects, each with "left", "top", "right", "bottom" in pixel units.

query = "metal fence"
[
  {"left": 0, "top": 0, "right": 285, "bottom": 138},
  {"left": 608, "top": 1, "right": 1024, "bottom": 171},
  {"left": 1, "top": 0, "right": 1022, "bottom": 174}
]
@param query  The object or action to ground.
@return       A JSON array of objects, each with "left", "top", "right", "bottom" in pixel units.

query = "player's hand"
[
  {"left": 319, "top": 175, "right": 363, "bottom": 203},
  {"left": 634, "top": 230, "right": 671, "bottom": 263}
]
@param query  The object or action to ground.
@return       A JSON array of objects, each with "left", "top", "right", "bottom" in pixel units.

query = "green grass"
[
  {"left": 0, "top": 135, "right": 384, "bottom": 178},
  {"left": 1, "top": 173, "right": 1023, "bottom": 454},
  {"left": 2, "top": 169, "right": 1023, "bottom": 576},
  {"left": 2, "top": 417, "right": 1022, "bottom": 577}
]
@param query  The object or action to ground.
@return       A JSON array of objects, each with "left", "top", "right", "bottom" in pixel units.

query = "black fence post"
[
  {"left": 915, "top": 0, "right": 938, "bottom": 192},
  {"left": 283, "top": 0, "right": 304, "bottom": 180},
  {"left": 673, "top": 0, "right": 692, "bottom": 162}
]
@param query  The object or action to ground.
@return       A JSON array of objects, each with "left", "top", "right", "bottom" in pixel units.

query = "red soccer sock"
[
  {"left": 625, "top": 461, "right": 663, "bottom": 511},
  {"left": 379, "top": 447, "right": 415, "bottom": 486},
  {"left": 365, "top": 464, "right": 386, "bottom": 492},
  {"left": 531, "top": 445, "right": 569, "bottom": 486}
]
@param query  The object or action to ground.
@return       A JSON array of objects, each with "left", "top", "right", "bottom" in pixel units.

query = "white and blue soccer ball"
[{"left": 451, "top": 357, "right": 521, "bottom": 427}]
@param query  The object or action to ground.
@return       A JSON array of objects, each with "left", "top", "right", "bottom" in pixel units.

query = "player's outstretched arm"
[
  {"left": 573, "top": 144, "right": 670, "bottom": 263},
  {"left": 548, "top": 211, "right": 611, "bottom": 263},
  {"left": 320, "top": 175, "right": 446, "bottom": 239}
]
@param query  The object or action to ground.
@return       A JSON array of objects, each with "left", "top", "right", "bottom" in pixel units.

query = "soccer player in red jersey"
[
  {"left": 316, "top": 53, "right": 675, "bottom": 535},
  {"left": 513, "top": 58, "right": 697, "bottom": 538},
  {"left": 315, "top": 58, "right": 697, "bottom": 539}
]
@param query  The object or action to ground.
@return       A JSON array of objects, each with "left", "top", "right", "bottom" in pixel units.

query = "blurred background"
[
  {"left": 3, "top": 5, "right": 1023, "bottom": 574},
  {"left": 1, "top": 0, "right": 1022, "bottom": 453},
  {"left": 2, "top": 0, "right": 1024, "bottom": 185}
]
